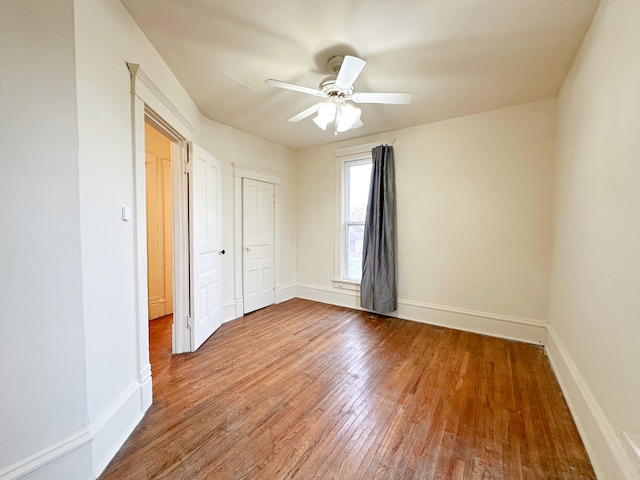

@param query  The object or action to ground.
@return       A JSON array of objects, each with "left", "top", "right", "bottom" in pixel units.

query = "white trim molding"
[
  {"left": 234, "top": 297, "right": 245, "bottom": 319},
  {"left": 127, "top": 63, "right": 196, "bottom": 135},
  {"left": 295, "top": 283, "right": 547, "bottom": 345},
  {"left": 331, "top": 278, "right": 361, "bottom": 291},
  {"left": 546, "top": 327, "right": 640, "bottom": 480},
  {"left": 333, "top": 138, "right": 395, "bottom": 158},
  {"left": 232, "top": 163, "right": 282, "bottom": 185},
  {"left": 0, "top": 429, "right": 92, "bottom": 480},
  {"left": 0, "top": 378, "right": 150, "bottom": 480},
  {"left": 139, "top": 363, "right": 153, "bottom": 412},
  {"left": 398, "top": 299, "right": 546, "bottom": 345},
  {"left": 88, "top": 382, "right": 146, "bottom": 478},
  {"left": 222, "top": 301, "right": 238, "bottom": 324},
  {"left": 275, "top": 284, "right": 297, "bottom": 304}
]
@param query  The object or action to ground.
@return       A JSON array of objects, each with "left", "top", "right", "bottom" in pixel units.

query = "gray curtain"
[{"left": 360, "top": 145, "right": 397, "bottom": 313}]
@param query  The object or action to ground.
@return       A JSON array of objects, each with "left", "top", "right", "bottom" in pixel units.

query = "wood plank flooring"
[{"left": 99, "top": 298, "right": 595, "bottom": 479}]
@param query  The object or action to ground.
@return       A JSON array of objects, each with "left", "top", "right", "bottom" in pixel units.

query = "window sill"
[{"left": 332, "top": 279, "right": 361, "bottom": 291}]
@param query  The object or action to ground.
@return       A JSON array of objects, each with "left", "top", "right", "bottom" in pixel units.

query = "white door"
[
  {"left": 191, "top": 144, "right": 222, "bottom": 350},
  {"left": 242, "top": 178, "right": 275, "bottom": 313}
]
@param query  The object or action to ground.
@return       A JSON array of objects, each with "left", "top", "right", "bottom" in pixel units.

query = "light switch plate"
[{"left": 122, "top": 205, "right": 131, "bottom": 221}]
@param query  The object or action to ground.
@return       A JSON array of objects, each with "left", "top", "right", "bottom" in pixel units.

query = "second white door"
[
  {"left": 191, "top": 144, "right": 222, "bottom": 350},
  {"left": 242, "top": 178, "right": 275, "bottom": 313}
]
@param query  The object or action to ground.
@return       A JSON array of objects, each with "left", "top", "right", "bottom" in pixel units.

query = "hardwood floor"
[
  {"left": 100, "top": 299, "right": 595, "bottom": 479},
  {"left": 148, "top": 313, "right": 173, "bottom": 390}
]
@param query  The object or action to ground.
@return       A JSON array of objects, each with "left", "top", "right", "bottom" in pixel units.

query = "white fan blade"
[
  {"left": 335, "top": 56, "right": 366, "bottom": 89},
  {"left": 265, "top": 79, "right": 323, "bottom": 96},
  {"left": 351, "top": 92, "right": 413, "bottom": 105},
  {"left": 351, "top": 119, "right": 364, "bottom": 129},
  {"left": 287, "top": 103, "right": 322, "bottom": 122}
]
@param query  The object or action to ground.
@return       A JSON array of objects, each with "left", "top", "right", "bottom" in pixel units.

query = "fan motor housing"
[{"left": 319, "top": 76, "right": 353, "bottom": 97}]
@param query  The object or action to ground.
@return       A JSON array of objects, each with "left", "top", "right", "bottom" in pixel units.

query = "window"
[
  {"left": 343, "top": 159, "right": 372, "bottom": 282},
  {"left": 333, "top": 138, "right": 394, "bottom": 288}
]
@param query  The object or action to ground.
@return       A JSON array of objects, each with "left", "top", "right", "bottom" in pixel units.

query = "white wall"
[
  {"left": 297, "top": 99, "right": 556, "bottom": 342},
  {"left": 0, "top": 1, "right": 91, "bottom": 478},
  {"left": 547, "top": 0, "right": 640, "bottom": 477}
]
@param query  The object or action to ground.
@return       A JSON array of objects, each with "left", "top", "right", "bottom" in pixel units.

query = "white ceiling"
[{"left": 121, "top": 0, "right": 600, "bottom": 151}]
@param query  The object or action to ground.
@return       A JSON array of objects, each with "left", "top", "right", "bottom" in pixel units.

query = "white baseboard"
[
  {"left": 222, "top": 301, "right": 237, "bottom": 324},
  {"left": 234, "top": 297, "right": 244, "bottom": 319},
  {"left": 139, "top": 364, "right": 153, "bottom": 412},
  {"left": 0, "top": 429, "right": 93, "bottom": 480},
  {"left": 0, "top": 378, "right": 151, "bottom": 480},
  {"left": 296, "top": 283, "right": 547, "bottom": 345},
  {"left": 398, "top": 298, "right": 546, "bottom": 345},
  {"left": 89, "top": 380, "right": 148, "bottom": 478},
  {"left": 221, "top": 287, "right": 296, "bottom": 325},
  {"left": 545, "top": 327, "right": 639, "bottom": 480},
  {"left": 275, "top": 284, "right": 296, "bottom": 304},
  {"left": 0, "top": 377, "right": 151, "bottom": 480}
]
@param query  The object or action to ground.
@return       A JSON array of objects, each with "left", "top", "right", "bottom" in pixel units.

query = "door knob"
[
  {"left": 220, "top": 249, "right": 225, "bottom": 255},
  {"left": 245, "top": 246, "right": 251, "bottom": 251}
]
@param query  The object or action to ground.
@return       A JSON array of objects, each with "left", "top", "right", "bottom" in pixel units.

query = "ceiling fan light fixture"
[
  {"left": 313, "top": 114, "right": 330, "bottom": 130},
  {"left": 336, "top": 103, "right": 361, "bottom": 133},
  {"left": 313, "top": 101, "right": 337, "bottom": 130},
  {"left": 318, "top": 102, "right": 337, "bottom": 121},
  {"left": 265, "top": 54, "right": 413, "bottom": 135}
]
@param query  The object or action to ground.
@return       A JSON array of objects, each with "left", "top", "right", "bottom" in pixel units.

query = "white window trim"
[{"left": 332, "top": 139, "right": 394, "bottom": 289}]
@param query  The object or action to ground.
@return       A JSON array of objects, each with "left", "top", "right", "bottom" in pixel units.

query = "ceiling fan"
[{"left": 265, "top": 55, "right": 412, "bottom": 134}]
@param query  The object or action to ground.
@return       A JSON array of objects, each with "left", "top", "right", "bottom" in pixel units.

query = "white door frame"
[
  {"left": 233, "top": 163, "right": 282, "bottom": 317},
  {"left": 128, "top": 63, "right": 195, "bottom": 409},
  {"left": 144, "top": 110, "right": 191, "bottom": 353}
]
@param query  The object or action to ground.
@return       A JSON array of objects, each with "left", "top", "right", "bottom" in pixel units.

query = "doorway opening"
[
  {"left": 145, "top": 120, "right": 174, "bottom": 321},
  {"left": 141, "top": 107, "right": 191, "bottom": 357},
  {"left": 144, "top": 119, "right": 175, "bottom": 378}
]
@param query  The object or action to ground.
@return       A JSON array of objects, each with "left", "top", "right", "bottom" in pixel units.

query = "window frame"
[
  {"left": 342, "top": 158, "right": 372, "bottom": 282},
  {"left": 332, "top": 139, "right": 394, "bottom": 290}
]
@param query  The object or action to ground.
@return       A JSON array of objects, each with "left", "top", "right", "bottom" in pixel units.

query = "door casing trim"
[
  {"left": 128, "top": 62, "right": 193, "bottom": 370},
  {"left": 232, "top": 163, "right": 281, "bottom": 317}
]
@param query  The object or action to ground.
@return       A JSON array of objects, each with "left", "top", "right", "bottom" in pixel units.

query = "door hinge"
[
  {"left": 183, "top": 161, "right": 191, "bottom": 175},
  {"left": 186, "top": 316, "right": 193, "bottom": 329}
]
